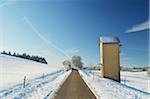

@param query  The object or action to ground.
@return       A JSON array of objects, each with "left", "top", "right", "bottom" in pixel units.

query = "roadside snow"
[
  {"left": 79, "top": 70, "right": 150, "bottom": 99},
  {"left": 0, "top": 54, "right": 63, "bottom": 89},
  {"left": 87, "top": 70, "right": 150, "bottom": 93},
  {"left": 0, "top": 69, "right": 71, "bottom": 99}
]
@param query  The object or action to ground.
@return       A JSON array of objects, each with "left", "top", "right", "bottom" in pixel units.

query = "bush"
[{"left": 143, "top": 67, "right": 149, "bottom": 71}]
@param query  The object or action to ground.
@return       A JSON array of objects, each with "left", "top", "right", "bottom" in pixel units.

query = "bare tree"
[
  {"left": 63, "top": 60, "right": 71, "bottom": 68},
  {"left": 71, "top": 55, "right": 83, "bottom": 68}
]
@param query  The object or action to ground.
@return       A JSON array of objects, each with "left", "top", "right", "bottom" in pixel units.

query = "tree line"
[{"left": 1, "top": 51, "right": 48, "bottom": 64}]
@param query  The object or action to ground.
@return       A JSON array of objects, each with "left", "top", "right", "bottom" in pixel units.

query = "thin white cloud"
[
  {"left": 22, "top": 16, "right": 70, "bottom": 59},
  {"left": 126, "top": 20, "right": 149, "bottom": 33},
  {"left": 65, "top": 48, "right": 79, "bottom": 56},
  {"left": 0, "top": 0, "right": 16, "bottom": 8}
]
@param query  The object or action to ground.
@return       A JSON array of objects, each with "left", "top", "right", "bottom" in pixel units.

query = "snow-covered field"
[
  {"left": 1, "top": 54, "right": 150, "bottom": 99},
  {"left": 0, "top": 54, "right": 63, "bottom": 89},
  {"left": 121, "top": 71, "right": 150, "bottom": 93},
  {"left": 79, "top": 70, "right": 150, "bottom": 99},
  {"left": 0, "top": 54, "right": 71, "bottom": 98}
]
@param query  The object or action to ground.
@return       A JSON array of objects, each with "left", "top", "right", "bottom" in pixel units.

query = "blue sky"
[{"left": 0, "top": 0, "right": 149, "bottom": 67}]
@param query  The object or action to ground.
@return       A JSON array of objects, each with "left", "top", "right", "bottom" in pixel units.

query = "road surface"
[{"left": 53, "top": 70, "right": 97, "bottom": 99}]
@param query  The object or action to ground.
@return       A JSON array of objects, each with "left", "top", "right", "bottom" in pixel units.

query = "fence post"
[
  {"left": 43, "top": 73, "right": 45, "bottom": 79},
  {"left": 23, "top": 76, "right": 26, "bottom": 88},
  {"left": 93, "top": 72, "right": 94, "bottom": 80},
  {"left": 57, "top": 70, "right": 58, "bottom": 77}
]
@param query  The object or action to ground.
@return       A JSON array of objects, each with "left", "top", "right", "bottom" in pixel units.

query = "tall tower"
[{"left": 99, "top": 37, "right": 120, "bottom": 82}]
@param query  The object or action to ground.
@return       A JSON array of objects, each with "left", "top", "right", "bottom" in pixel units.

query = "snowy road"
[{"left": 53, "top": 70, "right": 96, "bottom": 99}]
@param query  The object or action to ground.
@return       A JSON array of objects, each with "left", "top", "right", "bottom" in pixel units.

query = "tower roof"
[{"left": 99, "top": 37, "right": 120, "bottom": 44}]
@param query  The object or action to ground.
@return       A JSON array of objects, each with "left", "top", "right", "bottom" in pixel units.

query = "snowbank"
[{"left": 79, "top": 70, "right": 150, "bottom": 99}]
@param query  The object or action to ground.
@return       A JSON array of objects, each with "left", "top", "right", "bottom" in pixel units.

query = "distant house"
[{"left": 99, "top": 37, "right": 120, "bottom": 82}]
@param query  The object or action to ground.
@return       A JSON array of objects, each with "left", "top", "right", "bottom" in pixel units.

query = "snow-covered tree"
[{"left": 71, "top": 55, "right": 83, "bottom": 68}]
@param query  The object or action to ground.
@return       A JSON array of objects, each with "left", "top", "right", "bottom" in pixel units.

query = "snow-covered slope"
[
  {"left": 79, "top": 70, "right": 150, "bottom": 99},
  {"left": 0, "top": 54, "right": 72, "bottom": 99},
  {"left": 0, "top": 54, "right": 63, "bottom": 89}
]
